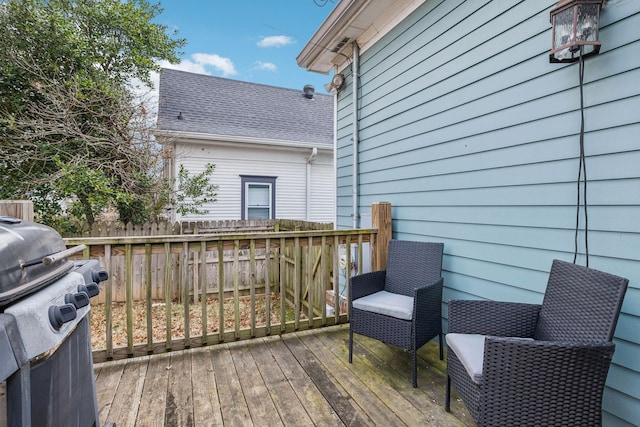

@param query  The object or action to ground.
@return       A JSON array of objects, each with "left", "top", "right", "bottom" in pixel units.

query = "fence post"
[{"left": 371, "top": 202, "right": 391, "bottom": 271}]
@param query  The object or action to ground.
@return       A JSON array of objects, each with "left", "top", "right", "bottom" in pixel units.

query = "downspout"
[
  {"left": 352, "top": 42, "right": 360, "bottom": 229},
  {"left": 306, "top": 147, "right": 318, "bottom": 221},
  {"left": 332, "top": 86, "right": 338, "bottom": 228}
]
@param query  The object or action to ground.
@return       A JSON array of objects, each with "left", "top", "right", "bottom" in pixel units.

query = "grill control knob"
[
  {"left": 49, "top": 304, "right": 77, "bottom": 330},
  {"left": 92, "top": 269, "right": 109, "bottom": 284},
  {"left": 65, "top": 292, "right": 90, "bottom": 308},
  {"left": 78, "top": 283, "right": 100, "bottom": 298}
]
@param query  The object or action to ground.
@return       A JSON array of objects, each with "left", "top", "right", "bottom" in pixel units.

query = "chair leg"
[
  {"left": 445, "top": 375, "right": 451, "bottom": 412},
  {"left": 412, "top": 348, "right": 418, "bottom": 388},
  {"left": 348, "top": 326, "right": 353, "bottom": 363},
  {"left": 439, "top": 333, "right": 444, "bottom": 360}
]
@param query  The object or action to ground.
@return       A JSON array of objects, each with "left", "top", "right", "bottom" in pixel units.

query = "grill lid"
[{"left": 0, "top": 217, "right": 75, "bottom": 307}]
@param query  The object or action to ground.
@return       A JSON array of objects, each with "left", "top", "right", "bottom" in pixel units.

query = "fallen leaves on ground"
[{"left": 89, "top": 294, "right": 305, "bottom": 350}]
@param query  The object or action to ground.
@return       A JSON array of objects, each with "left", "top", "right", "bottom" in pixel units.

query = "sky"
[{"left": 149, "top": 0, "right": 339, "bottom": 97}]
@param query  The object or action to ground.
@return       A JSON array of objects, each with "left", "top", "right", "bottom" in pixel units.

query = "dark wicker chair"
[
  {"left": 348, "top": 240, "right": 444, "bottom": 387},
  {"left": 445, "top": 259, "right": 628, "bottom": 426}
]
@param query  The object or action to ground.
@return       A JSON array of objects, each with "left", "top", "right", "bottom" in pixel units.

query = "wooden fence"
[
  {"left": 66, "top": 228, "right": 378, "bottom": 362},
  {"left": 64, "top": 203, "right": 392, "bottom": 362},
  {"left": 65, "top": 219, "right": 334, "bottom": 303},
  {"left": 63, "top": 218, "right": 334, "bottom": 238},
  {"left": 0, "top": 200, "right": 34, "bottom": 221}
]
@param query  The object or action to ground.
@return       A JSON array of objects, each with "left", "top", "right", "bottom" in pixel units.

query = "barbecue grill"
[{"left": 0, "top": 216, "right": 113, "bottom": 427}]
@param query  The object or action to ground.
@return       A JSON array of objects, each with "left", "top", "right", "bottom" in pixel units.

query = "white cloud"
[
  {"left": 254, "top": 61, "right": 277, "bottom": 72},
  {"left": 257, "top": 35, "right": 294, "bottom": 48},
  {"left": 127, "top": 72, "right": 162, "bottom": 119},
  {"left": 161, "top": 59, "right": 208, "bottom": 75},
  {"left": 190, "top": 53, "right": 237, "bottom": 76},
  {"left": 155, "top": 53, "right": 237, "bottom": 77}
]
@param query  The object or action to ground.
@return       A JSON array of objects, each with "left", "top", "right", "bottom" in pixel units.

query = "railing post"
[{"left": 371, "top": 202, "right": 392, "bottom": 270}]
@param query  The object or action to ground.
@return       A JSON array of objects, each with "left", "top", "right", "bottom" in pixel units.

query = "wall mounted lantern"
[
  {"left": 324, "top": 73, "right": 345, "bottom": 93},
  {"left": 550, "top": 0, "right": 603, "bottom": 63}
]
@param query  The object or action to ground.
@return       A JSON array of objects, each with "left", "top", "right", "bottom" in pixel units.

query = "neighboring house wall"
[
  {"left": 324, "top": 1, "right": 639, "bottom": 425},
  {"left": 170, "top": 140, "right": 334, "bottom": 222},
  {"left": 156, "top": 69, "right": 335, "bottom": 224},
  {"left": 308, "top": 159, "right": 335, "bottom": 222}
]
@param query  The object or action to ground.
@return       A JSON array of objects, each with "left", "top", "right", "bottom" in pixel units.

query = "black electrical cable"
[{"left": 573, "top": 49, "right": 589, "bottom": 266}]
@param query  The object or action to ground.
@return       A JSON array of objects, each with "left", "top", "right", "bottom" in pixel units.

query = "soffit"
[{"left": 297, "top": 0, "right": 426, "bottom": 74}]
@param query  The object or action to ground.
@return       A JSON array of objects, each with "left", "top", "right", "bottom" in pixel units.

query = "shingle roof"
[{"left": 156, "top": 68, "right": 333, "bottom": 146}]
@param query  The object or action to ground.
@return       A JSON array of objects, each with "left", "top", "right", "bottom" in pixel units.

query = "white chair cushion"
[
  {"left": 446, "top": 333, "right": 535, "bottom": 385},
  {"left": 446, "top": 333, "right": 486, "bottom": 384},
  {"left": 352, "top": 290, "right": 413, "bottom": 320}
]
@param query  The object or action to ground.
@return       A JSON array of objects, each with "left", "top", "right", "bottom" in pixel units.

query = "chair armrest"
[
  {"left": 414, "top": 278, "right": 444, "bottom": 345},
  {"left": 350, "top": 270, "right": 386, "bottom": 301},
  {"left": 448, "top": 300, "right": 540, "bottom": 336},
  {"left": 480, "top": 337, "right": 615, "bottom": 426},
  {"left": 414, "top": 278, "right": 444, "bottom": 317}
]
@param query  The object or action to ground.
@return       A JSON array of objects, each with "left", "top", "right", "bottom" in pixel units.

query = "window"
[{"left": 241, "top": 176, "right": 276, "bottom": 220}]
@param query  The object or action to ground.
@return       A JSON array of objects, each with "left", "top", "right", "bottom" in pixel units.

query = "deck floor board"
[
  {"left": 210, "top": 344, "right": 253, "bottom": 426},
  {"left": 94, "top": 324, "right": 474, "bottom": 426},
  {"left": 264, "top": 335, "right": 343, "bottom": 426},
  {"left": 191, "top": 349, "right": 224, "bottom": 426},
  {"left": 250, "top": 337, "right": 316, "bottom": 426},
  {"left": 135, "top": 353, "right": 171, "bottom": 426}
]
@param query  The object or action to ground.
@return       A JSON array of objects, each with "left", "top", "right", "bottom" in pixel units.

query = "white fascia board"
[
  {"left": 153, "top": 130, "right": 333, "bottom": 153},
  {"left": 297, "top": 0, "right": 426, "bottom": 74},
  {"left": 296, "top": 0, "right": 369, "bottom": 73}
]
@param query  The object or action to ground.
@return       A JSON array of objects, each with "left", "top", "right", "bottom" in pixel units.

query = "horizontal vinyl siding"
[
  {"left": 175, "top": 142, "right": 332, "bottom": 221},
  {"left": 336, "top": 77, "right": 356, "bottom": 229},
  {"left": 309, "top": 152, "right": 336, "bottom": 223},
  {"left": 335, "top": 0, "right": 640, "bottom": 424},
  {"left": 176, "top": 150, "right": 238, "bottom": 220}
]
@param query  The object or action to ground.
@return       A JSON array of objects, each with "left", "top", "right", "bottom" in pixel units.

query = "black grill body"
[
  {"left": 0, "top": 217, "right": 109, "bottom": 427},
  {"left": 29, "top": 316, "right": 98, "bottom": 426},
  {"left": 0, "top": 217, "right": 73, "bottom": 307}
]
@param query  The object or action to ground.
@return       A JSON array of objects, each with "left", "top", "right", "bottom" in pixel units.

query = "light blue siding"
[{"left": 335, "top": 0, "right": 640, "bottom": 424}]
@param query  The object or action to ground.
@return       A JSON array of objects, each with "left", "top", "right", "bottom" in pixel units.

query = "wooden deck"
[{"left": 94, "top": 324, "right": 474, "bottom": 426}]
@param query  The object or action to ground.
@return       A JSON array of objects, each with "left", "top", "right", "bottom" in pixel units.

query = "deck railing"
[{"left": 65, "top": 229, "right": 378, "bottom": 363}]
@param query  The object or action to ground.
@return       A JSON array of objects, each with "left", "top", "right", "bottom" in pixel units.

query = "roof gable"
[{"left": 156, "top": 69, "right": 333, "bottom": 146}]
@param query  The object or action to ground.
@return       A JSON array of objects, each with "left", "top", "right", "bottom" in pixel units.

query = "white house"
[{"left": 155, "top": 69, "right": 335, "bottom": 223}]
